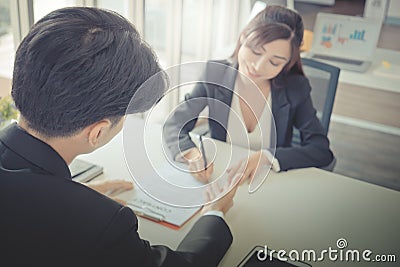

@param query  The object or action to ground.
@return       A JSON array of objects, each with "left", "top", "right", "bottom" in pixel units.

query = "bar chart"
[{"left": 350, "top": 30, "right": 366, "bottom": 41}]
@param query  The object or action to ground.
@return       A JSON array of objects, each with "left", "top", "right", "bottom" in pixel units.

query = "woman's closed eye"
[
  {"left": 251, "top": 49, "right": 262, "bottom": 56},
  {"left": 270, "top": 60, "right": 280, "bottom": 67}
]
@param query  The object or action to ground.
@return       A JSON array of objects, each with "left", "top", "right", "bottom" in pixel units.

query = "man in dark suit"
[{"left": 0, "top": 7, "right": 237, "bottom": 266}]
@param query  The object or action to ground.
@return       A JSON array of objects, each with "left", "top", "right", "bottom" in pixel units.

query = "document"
[
  {"left": 118, "top": 162, "right": 203, "bottom": 229},
  {"left": 126, "top": 189, "right": 201, "bottom": 229}
]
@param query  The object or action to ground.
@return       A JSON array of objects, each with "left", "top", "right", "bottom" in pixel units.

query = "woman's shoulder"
[
  {"left": 282, "top": 73, "right": 310, "bottom": 89},
  {"left": 201, "top": 59, "right": 236, "bottom": 86},
  {"left": 207, "top": 59, "right": 232, "bottom": 66},
  {"left": 274, "top": 74, "right": 311, "bottom": 106},
  {"left": 192, "top": 59, "right": 234, "bottom": 97},
  {"left": 281, "top": 74, "right": 310, "bottom": 94}
]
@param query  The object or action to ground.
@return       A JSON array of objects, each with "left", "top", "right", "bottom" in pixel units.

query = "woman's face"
[{"left": 238, "top": 38, "right": 291, "bottom": 84}]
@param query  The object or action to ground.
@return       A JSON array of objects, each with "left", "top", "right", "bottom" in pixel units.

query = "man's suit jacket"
[
  {"left": 0, "top": 124, "right": 232, "bottom": 266},
  {"left": 163, "top": 60, "right": 334, "bottom": 171}
]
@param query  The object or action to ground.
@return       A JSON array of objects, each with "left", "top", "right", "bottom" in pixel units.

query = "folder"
[{"left": 125, "top": 189, "right": 201, "bottom": 230}]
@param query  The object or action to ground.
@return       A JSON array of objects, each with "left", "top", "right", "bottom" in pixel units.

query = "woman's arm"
[
  {"left": 275, "top": 77, "right": 334, "bottom": 171},
  {"left": 163, "top": 82, "right": 210, "bottom": 160}
]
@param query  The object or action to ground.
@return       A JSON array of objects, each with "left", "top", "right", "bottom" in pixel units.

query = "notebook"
[
  {"left": 69, "top": 159, "right": 103, "bottom": 183},
  {"left": 308, "top": 13, "right": 382, "bottom": 72},
  {"left": 121, "top": 162, "right": 203, "bottom": 229}
]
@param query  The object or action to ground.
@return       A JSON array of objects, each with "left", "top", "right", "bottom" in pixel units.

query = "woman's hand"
[
  {"left": 84, "top": 180, "right": 134, "bottom": 205},
  {"left": 226, "top": 150, "right": 270, "bottom": 185},
  {"left": 184, "top": 147, "right": 214, "bottom": 183}
]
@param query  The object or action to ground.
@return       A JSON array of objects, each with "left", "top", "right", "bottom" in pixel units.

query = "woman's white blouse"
[{"left": 226, "top": 84, "right": 280, "bottom": 172}]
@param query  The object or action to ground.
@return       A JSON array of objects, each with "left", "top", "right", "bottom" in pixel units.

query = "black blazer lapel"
[
  {"left": 272, "top": 87, "right": 290, "bottom": 147},
  {"left": 209, "top": 64, "right": 236, "bottom": 142}
]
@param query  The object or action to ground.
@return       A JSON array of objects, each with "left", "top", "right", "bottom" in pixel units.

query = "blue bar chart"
[{"left": 350, "top": 30, "right": 365, "bottom": 41}]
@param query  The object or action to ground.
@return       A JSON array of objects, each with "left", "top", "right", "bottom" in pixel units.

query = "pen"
[
  {"left": 199, "top": 134, "right": 208, "bottom": 171},
  {"left": 127, "top": 202, "right": 165, "bottom": 222},
  {"left": 134, "top": 210, "right": 163, "bottom": 222}
]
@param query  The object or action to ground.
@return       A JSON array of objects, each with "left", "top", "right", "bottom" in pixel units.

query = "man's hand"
[
  {"left": 201, "top": 174, "right": 240, "bottom": 215},
  {"left": 84, "top": 180, "right": 133, "bottom": 205}
]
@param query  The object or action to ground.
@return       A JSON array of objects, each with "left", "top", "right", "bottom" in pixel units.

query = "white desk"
[
  {"left": 303, "top": 48, "right": 400, "bottom": 93},
  {"left": 338, "top": 48, "right": 400, "bottom": 94},
  {"left": 80, "top": 118, "right": 400, "bottom": 266}
]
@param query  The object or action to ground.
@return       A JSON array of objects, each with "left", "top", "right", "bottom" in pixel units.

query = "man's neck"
[{"left": 18, "top": 119, "right": 80, "bottom": 165}]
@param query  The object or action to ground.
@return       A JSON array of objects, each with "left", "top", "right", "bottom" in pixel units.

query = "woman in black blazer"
[{"left": 164, "top": 6, "right": 334, "bottom": 183}]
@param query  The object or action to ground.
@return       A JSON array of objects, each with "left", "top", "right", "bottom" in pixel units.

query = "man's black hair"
[{"left": 12, "top": 7, "right": 163, "bottom": 137}]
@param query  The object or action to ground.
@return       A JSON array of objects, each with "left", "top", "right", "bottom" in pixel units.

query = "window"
[
  {"left": 96, "top": 0, "right": 133, "bottom": 21},
  {"left": 0, "top": 0, "right": 13, "bottom": 97},
  {"left": 144, "top": 0, "right": 169, "bottom": 67},
  {"left": 181, "top": 0, "right": 209, "bottom": 63},
  {"left": 5, "top": 0, "right": 254, "bottom": 122},
  {"left": 33, "top": 0, "right": 80, "bottom": 23}
]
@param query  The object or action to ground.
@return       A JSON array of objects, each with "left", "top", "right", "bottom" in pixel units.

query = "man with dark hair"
[{"left": 0, "top": 7, "right": 236, "bottom": 266}]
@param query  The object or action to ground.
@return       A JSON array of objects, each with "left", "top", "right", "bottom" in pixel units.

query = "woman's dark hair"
[
  {"left": 12, "top": 7, "right": 163, "bottom": 137},
  {"left": 230, "top": 5, "right": 304, "bottom": 79}
]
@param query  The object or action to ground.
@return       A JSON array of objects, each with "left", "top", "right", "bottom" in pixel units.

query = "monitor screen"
[{"left": 312, "top": 13, "right": 381, "bottom": 60}]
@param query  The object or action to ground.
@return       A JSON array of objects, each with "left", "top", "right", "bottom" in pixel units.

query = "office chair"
[
  {"left": 303, "top": 57, "right": 340, "bottom": 135},
  {"left": 293, "top": 57, "right": 340, "bottom": 137},
  {"left": 292, "top": 57, "right": 340, "bottom": 171}
]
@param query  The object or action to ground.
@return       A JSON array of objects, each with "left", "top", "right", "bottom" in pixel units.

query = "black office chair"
[
  {"left": 303, "top": 57, "right": 340, "bottom": 135},
  {"left": 292, "top": 57, "right": 340, "bottom": 170}
]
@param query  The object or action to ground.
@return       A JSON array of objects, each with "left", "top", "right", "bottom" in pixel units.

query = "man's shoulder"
[{"left": 1, "top": 171, "right": 135, "bottom": 233}]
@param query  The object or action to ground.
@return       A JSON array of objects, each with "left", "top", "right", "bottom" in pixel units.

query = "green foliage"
[{"left": 0, "top": 95, "right": 18, "bottom": 124}]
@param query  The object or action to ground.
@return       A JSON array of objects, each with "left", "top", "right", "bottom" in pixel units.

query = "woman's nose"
[{"left": 252, "top": 59, "right": 265, "bottom": 71}]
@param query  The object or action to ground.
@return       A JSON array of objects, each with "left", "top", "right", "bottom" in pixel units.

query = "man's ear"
[{"left": 86, "top": 119, "right": 112, "bottom": 148}]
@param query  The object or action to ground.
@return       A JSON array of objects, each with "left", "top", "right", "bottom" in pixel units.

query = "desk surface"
[
  {"left": 339, "top": 48, "right": 400, "bottom": 93},
  {"left": 303, "top": 48, "right": 400, "bottom": 94},
  {"left": 80, "top": 118, "right": 400, "bottom": 267}
]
